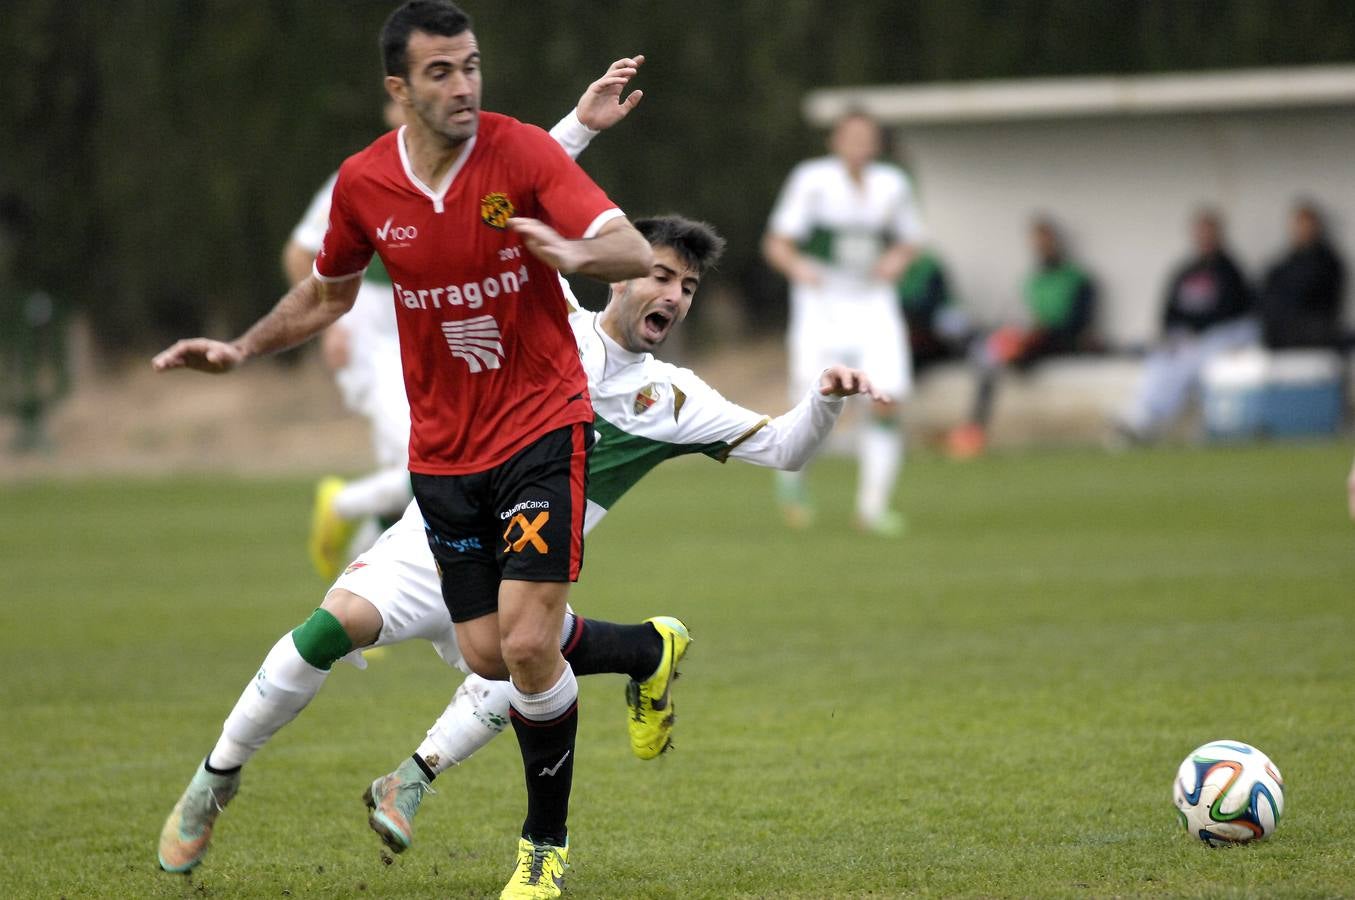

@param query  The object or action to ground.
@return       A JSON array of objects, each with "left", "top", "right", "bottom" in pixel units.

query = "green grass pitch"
[{"left": 2, "top": 443, "right": 1353, "bottom": 898}]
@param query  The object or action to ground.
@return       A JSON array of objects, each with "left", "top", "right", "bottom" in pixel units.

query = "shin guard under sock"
[{"left": 509, "top": 666, "right": 578, "bottom": 845}]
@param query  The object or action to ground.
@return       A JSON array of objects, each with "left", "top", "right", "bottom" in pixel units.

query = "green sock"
[{"left": 290, "top": 608, "right": 353, "bottom": 670}]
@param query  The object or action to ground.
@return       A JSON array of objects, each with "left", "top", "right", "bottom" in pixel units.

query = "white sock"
[
  {"left": 332, "top": 468, "right": 411, "bottom": 520},
  {"left": 207, "top": 634, "right": 329, "bottom": 771},
  {"left": 857, "top": 421, "right": 903, "bottom": 523},
  {"left": 415, "top": 675, "right": 513, "bottom": 776},
  {"left": 509, "top": 665, "right": 578, "bottom": 722},
  {"left": 412, "top": 623, "right": 578, "bottom": 777}
]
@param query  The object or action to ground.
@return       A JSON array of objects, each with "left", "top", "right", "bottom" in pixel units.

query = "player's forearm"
[
  {"left": 232, "top": 276, "right": 354, "bottom": 361},
  {"left": 731, "top": 389, "right": 845, "bottom": 471},
  {"left": 568, "top": 220, "right": 652, "bottom": 281},
  {"left": 874, "top": 241, "right": 915, "bottom": 283},
  {"left": 763, "top": 233, "right": 817, "bottom": 285},
  {"left": 761, "top": 233, "right": 798, "bottom": 278},
  {"left": 549, "top": 110, "right": 598, "bottom": 161}
]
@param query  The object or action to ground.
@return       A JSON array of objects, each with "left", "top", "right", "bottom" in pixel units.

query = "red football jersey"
[{"left": 315, "top": 112, "right": 622, "bottom": 475}]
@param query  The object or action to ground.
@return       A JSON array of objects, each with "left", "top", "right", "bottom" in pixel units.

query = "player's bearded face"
[
  {"left": 403, "top": 31, "right": 482, "bottom": 145},
  {"left": 607, "top": 246, "right": 698, "bottom": 353}
]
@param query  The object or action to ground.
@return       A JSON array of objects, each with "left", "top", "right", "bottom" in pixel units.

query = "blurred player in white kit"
[
  {"left": 762, "top": 111, "right": 922, "bottom": 536},
  {"left": 282, "top": 101, "right": 414, "bottom": 578}
]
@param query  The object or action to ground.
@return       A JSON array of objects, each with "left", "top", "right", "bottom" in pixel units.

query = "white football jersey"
[
  {"left": 768, "top": 156, "right": 924, "bottom": 286},
  {"left": 570, "top": 309, "right": 770, "bottom": 525}
]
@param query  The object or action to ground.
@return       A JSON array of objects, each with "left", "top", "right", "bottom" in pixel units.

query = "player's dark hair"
[
  {"left": 634, "top": 216, "right": 727, "bottom": 275},
  {"left": 381, "top": 1, "right": 473, "bottom": 79}
]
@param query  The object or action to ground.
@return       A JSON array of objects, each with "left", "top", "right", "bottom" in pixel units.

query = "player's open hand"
[
  {"left": 152, "top": 338, "right": 245, "bottom": 374},
  {"left": 818, "top": 365, "right": 892, "bottom": 403},
  {"left": 575, "top": 55, "right": 645, "bottom": 132},
  {"left": 508, "top": 217, "right": 586, "bottom": 274}
]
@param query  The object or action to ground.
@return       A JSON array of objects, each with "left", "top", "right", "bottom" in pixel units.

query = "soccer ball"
[{"left": 1172, "top": 740, "right": 1284, "bottom": 844}]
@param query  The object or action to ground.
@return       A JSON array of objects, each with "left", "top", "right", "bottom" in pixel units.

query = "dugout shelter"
[{"left": 805, "top": 65, "right": 1355, "bottom": 347}]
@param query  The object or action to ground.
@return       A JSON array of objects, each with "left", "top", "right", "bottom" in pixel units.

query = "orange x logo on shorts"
[{"left": 503, "top": 511, "right": 550, "bottom": 554}]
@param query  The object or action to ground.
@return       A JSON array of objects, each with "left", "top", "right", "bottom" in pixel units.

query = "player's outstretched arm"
[
  {"left": 152, "top": 275, "right": 360, "bottom": 374},
  {"left": 723, "top": 366, "right": 888, "bottom": 472},
  {"left": 508, "top": 215, "right": 651, "bottom": 282}
]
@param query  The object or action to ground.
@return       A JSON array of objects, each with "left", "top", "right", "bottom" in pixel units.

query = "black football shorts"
[{"left": 411, "top": 422, "right": 591, "bottom": 623}]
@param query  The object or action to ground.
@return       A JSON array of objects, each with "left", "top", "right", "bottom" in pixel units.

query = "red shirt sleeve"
[
  {"left": 314, "top": 163, "right": 374, "bottom": 281},
  {"left": 518, "top": 123, "right": 623, "bottom": 240}
]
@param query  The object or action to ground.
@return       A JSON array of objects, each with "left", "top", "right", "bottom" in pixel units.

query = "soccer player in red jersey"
[{"left": 154, "top": 3, "right": 652, "bottom": 896}]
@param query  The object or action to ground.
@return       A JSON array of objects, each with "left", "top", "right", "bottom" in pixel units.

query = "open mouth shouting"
[{"left": 640, "top": 308, "right": 673, "bottom": 344}]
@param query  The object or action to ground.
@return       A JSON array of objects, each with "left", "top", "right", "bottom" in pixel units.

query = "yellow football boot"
[
  {"left": 307, "top": 476, "right": 358, "bottom": 579},
  {"left": 500, "top": 836, "right": 568, "bottom": 899},
  {"left": 625, "top": 616, "right": 691, "bottom": 760}
]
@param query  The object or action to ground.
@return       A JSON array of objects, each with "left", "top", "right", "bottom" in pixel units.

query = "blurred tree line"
[{"left": 2, "top": 0, "right": 1353, "bottom": 362}]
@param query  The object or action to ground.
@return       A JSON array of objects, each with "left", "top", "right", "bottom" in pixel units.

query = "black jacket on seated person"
[
  {"left": 1260, "top": 241, "right": 1345, "bottom": 349},
  {"left": 1163, "top": 251, "right": 1253, "bottom": 334}
]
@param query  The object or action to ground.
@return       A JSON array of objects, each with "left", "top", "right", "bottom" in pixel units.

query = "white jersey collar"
[{"left": 397, "top": 125, "right": 476, "bottom": 214}]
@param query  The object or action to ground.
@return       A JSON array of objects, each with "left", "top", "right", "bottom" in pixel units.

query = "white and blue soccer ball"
[{"left": 1172, "top": 740, "right": 1285, "bottom": 844}]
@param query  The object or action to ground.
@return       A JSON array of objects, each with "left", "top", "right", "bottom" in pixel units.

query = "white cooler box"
[{"left": 1202, "top": 348, "right": 1345, "bottom": 440}]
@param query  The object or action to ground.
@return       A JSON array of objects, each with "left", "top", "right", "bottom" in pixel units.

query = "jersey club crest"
[
  {"left": 633, "top": 383, "right": 659, "bottom": 415},
  {"left": 480, "top": 192, "right": 515, "bottom": 229}
]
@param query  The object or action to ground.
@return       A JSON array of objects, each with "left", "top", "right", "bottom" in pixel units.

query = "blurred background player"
[
  {"left": 897, "top": 250, "right": 970, "bottom": 378},
  {"left": 762, "top": 111, "right": 921, "bottom": 536},
  {"left": 1259, "top": 201, "right": 1347, "bottom": 351},
  {"left": 1115, "top": 209, "right": 1257, "bottom": 444},
  {"left": 947, "top": 216, "right": 1097, "bottom": 458},
  {"left": 283, "top": 99, "right": 413, "bottom": 579}
]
